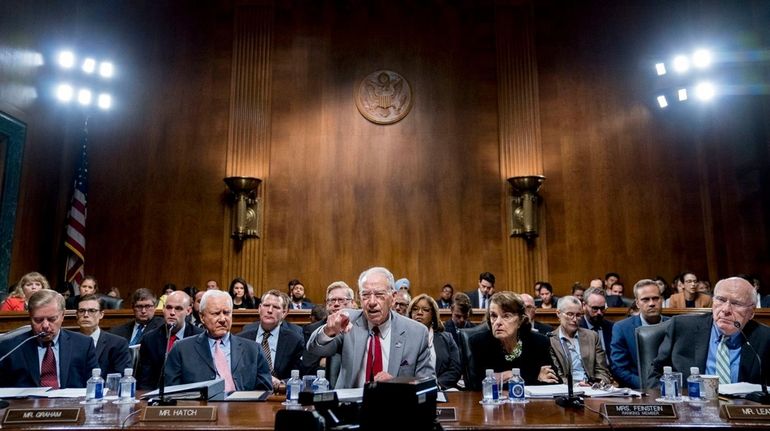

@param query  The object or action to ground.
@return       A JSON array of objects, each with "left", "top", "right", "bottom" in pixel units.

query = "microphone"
[
  {"left": 148, "top": 322, "right": 178, "bottom": 406},
  {"left": 732, "top": 321, "right": 769, "bottom": 404},
  {"left": 0, "top": 331, "right": 51, "bottom": 409},
  {"left": 547, "top": 332, "right": 583, "bottom": 409}
]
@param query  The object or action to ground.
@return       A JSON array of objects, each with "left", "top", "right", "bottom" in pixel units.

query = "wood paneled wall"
[{"left": 2, "top": 0, "right": 768, "bottom": 303}]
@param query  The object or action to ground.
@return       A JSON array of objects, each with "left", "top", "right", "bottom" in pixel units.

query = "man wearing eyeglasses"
[
  {"left": 650, "top": 277, "right": 770, "bottom": 386},
  {"left": 666, "top": 272, "right": 713, "bottom": 308},
  {"left": 307, "top": 267, "right": 434, "bottom": 388},
  {"left": 77, "top": 294, "right": 131, "bottom": 378},
  {"left": 137, "top": 291, "right": 202, "bottom": 389},
  {"left": 579, "top": 287, "right": 614, "bottom": 362},
  {"left": 110, "top": 288, "right": 165, "bottom": 345}
]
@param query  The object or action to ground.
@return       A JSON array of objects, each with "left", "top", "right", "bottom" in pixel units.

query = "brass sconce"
[
  {"left": 508, "top": 175, "right": 545, "bottom": 240},
  {"left": 224, "top": 176, "right": 261, "bottom": 241}
]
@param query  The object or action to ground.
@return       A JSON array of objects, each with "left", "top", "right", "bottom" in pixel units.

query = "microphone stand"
[
  {"left": 0, "top": 331, "right": 51, "bottom": 408},
  {"left": 148, "top": 323, "right": 177, "bottom": 406},
  {"left": 734, "top": 321, "right": 770, "bottom": 404},
  {"left": 548, "top": 333, "right": 584, "bottom": 409}
]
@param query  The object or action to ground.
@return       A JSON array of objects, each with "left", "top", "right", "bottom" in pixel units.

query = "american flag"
[{"left": 64, "top": 131, "right": 89, "bottom": 295}]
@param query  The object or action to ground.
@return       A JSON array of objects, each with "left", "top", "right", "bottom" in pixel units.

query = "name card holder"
[
  {"left": 724, "top": 405, "right": 770, "bottom": 420},
  {"left": 604, "top": 404, "right": 678, "bottom": 419},
  {"left": 436, "top": 407, "right": 457, "bottom": 421},
  {"left": 3, "top": 408, "right": 81, "bottom": 424},
  {"left": 142, "top": 406, "right": 217, "bottom": 422}
]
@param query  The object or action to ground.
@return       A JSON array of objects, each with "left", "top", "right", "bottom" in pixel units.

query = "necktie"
[
  {"left": 365, "top": 326, "right": 383, "bottom": 382},
  {"left": 130, "top": 324, "right": 145, "bottom": 345},
  {"left": 214, "top": 339, "right": 235, "bottom": 392},
  {"left": 716, "top": 336, "right": 732, "bottom": 384},
  {"left": 40, "top": 343, "right": 59, "bottom": 389},
  {"left": 167, "top": 334, "right": 177, "bottom": 353},
  {"left": 481, "top": 295, "right": 487, "bottom": 308},
  {"left": 260, "top": 332, "right": 274, "bottom": 375}
]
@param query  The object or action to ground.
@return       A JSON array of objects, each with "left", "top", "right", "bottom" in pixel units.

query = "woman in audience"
[
  {"left": 229, "top": 277, "right": 256, "bottom": 309},
  {"left": 467, "top": 291, "right": 559, "bottom": 388},
  {"left": 107, "top": 286, "right": 121, "bottom": 298},
  {"left": 1, "top": 272, "right": 50, "bottom": 311},
  {"left": 407, "top": 293, "right": 462, "bottom": 389}
]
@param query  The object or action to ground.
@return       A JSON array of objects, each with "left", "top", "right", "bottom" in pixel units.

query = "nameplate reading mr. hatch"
[
  {"left": 604, "top": 404, "right": 677, "bottom": 419},
  {"left": 724, "top": 405, "right": 770, "bottom": 420},
  {"left": 3, "top": 408, "right": 81, "bottom": 424},
  {"left": 142, "top": 406, "right": 217, "bottom": 422}
]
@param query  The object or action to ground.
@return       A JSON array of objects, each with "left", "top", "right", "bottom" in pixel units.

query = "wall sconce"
[
  {"left": 508, "top": 175, "right": 545, "bottom": 240},
  {"left": 224, "top": 176, "right": 261, "bottom": 241}
]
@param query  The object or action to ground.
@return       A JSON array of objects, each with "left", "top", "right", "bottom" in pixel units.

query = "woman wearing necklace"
[{"left": 468, "top": 291, "right": 559, "bottom": 388}]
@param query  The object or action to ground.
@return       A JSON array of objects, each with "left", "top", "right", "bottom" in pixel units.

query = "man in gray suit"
[
  {"left": 307, "top": 266, "right": 434, "bottom": 388},
  {"left": 165, "top": 290, "right": 272, "bottom": 392}
]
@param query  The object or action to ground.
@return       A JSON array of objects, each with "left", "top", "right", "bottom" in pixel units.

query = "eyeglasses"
[
  {"left": 133, "top": 304, "right": 154, "bottom": 310},
  {"left": 326, "top": 297, "right": 351, "bottom": 304},
  {"left": 589, "top": 305, "right": 606, "bottom": 312},
  {"left": 561, "top": 312, "right": 584, "bottom": 320},
  {"left": 713, "top": 295, "right": 752, "bottom": 310},
  {"left": 360, "top": 290, "right": 390, "bottom": 301},
  {"left": 77, "top": 308, "right": 100, "bottom": 315},
  {"left": 411, "top": 307, "right": 432, "bottom": 314}
]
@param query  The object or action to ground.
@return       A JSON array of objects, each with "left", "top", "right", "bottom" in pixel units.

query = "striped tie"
[
  {"left": 261, "top": 332, "right": 274, "bottom": 376},
  {"left": 716, "top": 336, "right": 731, "bottom": 384}
]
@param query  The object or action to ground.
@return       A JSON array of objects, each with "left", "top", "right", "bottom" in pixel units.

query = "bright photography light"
[
  {"left": 657, "top": 95, "right": 668, "bottom": 108},
  {"left": 99, "top": 61, "right": 114, "bottom": 78},
  {"left": 82, "top": 58, "right": 96, "bottom": 74},
  {"left": 673, "top": 55, "right": 690, "bottom": 73},
  {"left": 56, "top": 84, "right": 74, "bottom": 102},
  {"left": 678, "top": 88, "right": 688, "bottom": 101},
  {"left": 695, "top": 82, "right": 716, "bottom": 101},
  {"left": 77, "top": 88, "right": 92, "bottom": 105},
  {"left": 58, "top": 51, "right": 75, "bottom": 69},
  {"left": 97, "top": 93, "right": 112, "bottom": 110},
  {"left": 655, "top": 63, "right": 667, "bottom": 76},
  {"left": 692, "top": 49, "right": 712, "bottom": 69}
]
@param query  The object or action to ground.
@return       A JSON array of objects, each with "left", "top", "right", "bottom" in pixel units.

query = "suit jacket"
[
  {"left": 579, "top": 317, "right": 614, "bottom": 361},
  {"left": 307, "top": 310, "right": 434, "bottom": 388},
  {"left": 549, "top": 327, "right": 613, "bottom": 384},
  {"left": 649, "top": 313, "right": 770, "bottom": 387},
  {"left": 137, "top": 323, "right": 203, "bottom": 389},
  {"left": 667, "top": 292, "right": 712, "bottom": 308},
  {"left": 289, "top": 300, "right": 314, "bottom": 310},
  {"left": 301, "top": 319, "right": 327, "bottom": 375},
  {"left": 444, "top": 318, "right": 475, "bottom": 348},
  {"left": 94, "top": 330, "right": 132, "bottom": 378},
  {"left": 165, "top": 332, "right": 272, "bottom": 391},
  {"left": 237, "top": 324, "right": 304, "bottom": 380},
  {"left": 466, "top": 326, "right": 553, "bottom": 388},
  {"left": 242, "top": 320, "right": 304, "bottom": 338},
  {"left": 606, "top": 295, "right": 634, "bottom": 308},
  {"left": 0, "top": 329, "right": 98, "bottom": 388},
  {"left": 433, "top": 331, "right": 462, "bottom": 389},
  {"left": 609, "top": 314, "right": 669, "bottom": 389},
  {"left": 532, "top": 321, "right": 553, "bottom": 334},
  {"left": 464, "top": 290, "right": 484, "bottom": 308},
  {"left": 762, "top": 295, "right": 770, "bottom": 308},
  {"left": 436, "top": 298, "right": 452, "bottom": 309},
  {"left": 110, "top": 316, "right": 165, "bottom": 343}
]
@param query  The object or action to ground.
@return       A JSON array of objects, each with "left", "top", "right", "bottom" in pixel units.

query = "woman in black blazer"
[{"left": 407, "top": 293, "right": 462, "bottom": 389}]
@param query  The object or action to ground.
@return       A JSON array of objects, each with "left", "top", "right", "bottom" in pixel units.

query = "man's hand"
[
  {"left": 373, "top": 371, "right": 393, "bottom": 382},
  {"left": 323, "top": 311, "right": 351, "bottom": 337}
]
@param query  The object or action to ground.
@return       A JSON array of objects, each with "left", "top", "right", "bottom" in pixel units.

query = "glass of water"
[{"left": 105, "top": 373, "right": 122, "bottom": 400}]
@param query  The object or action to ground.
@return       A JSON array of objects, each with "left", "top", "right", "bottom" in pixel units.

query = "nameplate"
[
  {"left": 3, "top": 408, "right": 81, "bottom": 424},
  {"left": 141, "top": 406, "right": 217, "bottom": 421},
  {"left": 724, "top": 405, "right": 770, "bottom": 420},
  {"left": 436, "top": 407, "right": 456, "bottom": 421},
  {"left": 604, "top": 404, "right": 677, "bottom": 419}
]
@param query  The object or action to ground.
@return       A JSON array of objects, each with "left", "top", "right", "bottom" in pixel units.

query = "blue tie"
[{"left": 130, "top": 324, "right": 145, "bottom": 345}]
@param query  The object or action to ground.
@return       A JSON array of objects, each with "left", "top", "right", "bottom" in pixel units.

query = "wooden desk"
[{"left": 0, "top": 391, "right": 766, "bottom": 430}]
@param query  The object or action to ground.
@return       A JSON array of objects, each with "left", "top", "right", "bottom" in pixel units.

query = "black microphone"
[
  {"left": 149, "top": 323, "right": 178, "bottom": 406},
  {"left": 732, "top": 321, "right": 769, "bottom": 404},
  {"left": 547, "top": 332, "right": 583, "bottom": 409}
]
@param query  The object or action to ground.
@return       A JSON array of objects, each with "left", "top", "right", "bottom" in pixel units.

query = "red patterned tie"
[
  {"left": 365, "top": 326, "right": 382, "bottom": 382},
  {"left": 40, "top": 343, "right": 59, "bottom": 389},
  {"left": 167, "top": 334, "right": 177, "bottom": 353}
]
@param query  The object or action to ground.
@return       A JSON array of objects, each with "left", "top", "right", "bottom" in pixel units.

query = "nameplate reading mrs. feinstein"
[
  {"left": 3, "top": 408, "right": 81, "bottom": 424},
  {"left": 724, "top": 405, "right": 770, "bottom": 420},
  {"left": 142, "top": 406, "right": 217, "bottom": 422},
  {"left": 604, "top": 404, "right": 677, "bottom": 419}
]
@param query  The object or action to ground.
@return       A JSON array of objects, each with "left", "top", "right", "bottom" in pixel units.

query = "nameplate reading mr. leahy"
[
  {"left": 142, "top": 406, "right": 217, "bottom": 422},
  {"left": 3, "top": 408, "right": 81, "bottom": 424},
  {"left": 724, "top": 405, "right": 770, "bottom": 420},
  {"left": 604, "top": 404, "right": 677, "bottom": 419}
]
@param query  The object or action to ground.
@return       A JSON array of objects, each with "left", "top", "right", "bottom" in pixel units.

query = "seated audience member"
[
  {"left": 0, "top": 290, "right": 98, "bottom": 388},
  {"left": 467, "top": 292, "right": 559, "bottom": 387},
  {"left": 238, "top": 289, "right": 304, "bottom": 386},
  {"left": 465, "top": 272, "right": 495, "bottom": 309},
  {"left": 1, "top": 272, "right": 49, "bottom": 311},
  {"left": 736, "top": 274, "right": 762, "bottom": 308},
  {"left": 301, "top": 281, "right": 354, "bottom": 377},
  {"left": 520, "top": 293, "right": 552, "bottom": 334},
  {"left": 549, "top": 296, "right": 612, "bottom": 385},
  {"left": 571, "top": 282, "right": 585, "bottom": 303},
  {"left": 392, "top": 290, "right": 411, "bottom": 316},
  {"left": 654, "top": 276, "right": 672, "bottom": 303},
  {"left": 537, "top": 282, "right": 557, "bottom": 309},
  {"left": 408, "top": 293, "right": 462, "bottom": 389},
  {"left": 444, "top": 293, "right": 475, "bottom": 347},
  {"left": 107, "top": 286, "right": 121, "bottom": 298},
  {"left": 155, "top": 283, "right": 178, "bottom": 310},
  {"left": 111, "top": 288, "right": 164, "bottom": 345},
  {"left": 606, "top": 281, "right": 628, "bottom": 307},
  {"left": 579, "top": 287, "right": 614, "bottom": 360},
  {"left": 650, "top": 277, "right": 769, "bottom": 386},
  {"left": 137, "top": 291, "right": 203, "bottom": 389},
  {"left": 533, "top": 281, "right": 545, "bottom": 307},
  {"left": 205, "top": 279, "right": 219, "bottom": 290},
  {"left": 666, "top": 272, "right": 712, "bottom": 308},
  {"left": 604, "top": 272, "right": 620, "bottom": 291},
  {"left": 229, "top": 277, "right": 256, "bottom": 309},
  {"left": 165, "top": 290, "right": 272, "bottom": 392},
  {"left": 395, "top": 278, "right": 411, "bottom": 292},
  {"left": 310, "top": 304, "right": 328, "bottom": 323},
  {"left": 610, "top": 279, "right": 668, "bottom": 389},
  {"left": 288, "top": 279, "right": 314, "bottom": 310},
  {"left": 436, "top": 283, "right": 454, "bottom": 309},
  {"left": 77, "top": 294, "right": 132, "bottom": 378},
  {"left": 190, "top": 290, "right": 205, "bottom": 327},
  {"left": 307, "top": 266, "right": 434, "bottom": 388},
  {"left": 66, "top": 275, "right": 98, "bottom": 310}
]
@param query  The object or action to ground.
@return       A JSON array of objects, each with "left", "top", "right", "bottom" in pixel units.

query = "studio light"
[
  {"left": 97, "top": 93, "right": 112, "bottom": 110},
  {"left": 99, "top": 61, "right": 114, "bottom": 78},
  {"left": 58, "top": 51, "right": 75, "bottom": 69},
  {"left": 657, "top": 95, "right": 668, "bottom": 108},
  {"left": 695, "top": 82, "right": 715, "bottom": 101},
  {"left": 692, "top": 49, "right": 712, "bottom": 69},
  {"left": 82, "top": 58, "right": 96, "bottom": 74},
  {"left": 655, "top": 63, "right": 667, "bottom": 76},
  {"left": 678, "top": 89, "right": 688, "bottom": 101},
  {"left": 77, "top": 88, "right": 92, "bottom": 105},
  {"left": 673, "top": 55, "right": 690, "bottom": 73},
  {"left": 56, "top": 84, "right": 74, "bottom": 102}
]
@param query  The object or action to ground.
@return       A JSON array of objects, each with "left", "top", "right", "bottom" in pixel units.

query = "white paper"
[
  {"left": 582, "top": 387, "right": 642, "bottom": 398},
  {"left": 525, "top": 384, "right": 584, "bottom": 398},
  {"left": 334, "top": 388, "right": 364, "bottom": 402},
  {"left": 718, "top": 382, "right": 763, "bottom": 395},
  {"left": 44, "top": 388, "right": 87, "bottom": 398},
  {"left": 225, "top": 391, "right": 268, "bottom": 401},
  {"left": 437, "top": 392, "right": 447, "bottom": 403},
  {"left": 0, "top": 387, "right": 52, "bottom": 398}
]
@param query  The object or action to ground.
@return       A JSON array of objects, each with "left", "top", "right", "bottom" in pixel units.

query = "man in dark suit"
[
  {"left": 579, "top": 287, "right": 614, "bottom": 362},
  {"left": 76, "top": 294, "right": 132, "bottom": 378},
  {"left": 464, "top": 272, "right": 495, "bottom": 309},
  {"left": 165, "top": 290, "right": 272, "bottom": 392},
  {"left": 650, "top": 277, "right": 770, "bottom": 387},
  {"left": 288, "top": 279, "right": 314, "bottom": 310},
  {"left": 65, "top": 275, "right": 98, "bottom": 310},
  {"left": 521, "top": 294, "right": 552, "bottom": 334},
  {"left": 110, "top": 288, "right": 164, "bottom": 345},
  {"left": 137, "top": 291, "right": 203, "bottom": 389},
  {"left": 444, "top": 293, "right": 475, "bottom": 347},
  {"left": 0, "top": 290, "right": 98, "bottom": 388},
  {"left": 301, "top": 281, "right": 355, "bottom": 377},
  {"left": 436, "top": 284, "right": 454, "bottom": 309},
  {"left": 237, "top": 289, "right": 303, "bottom": 387}
]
